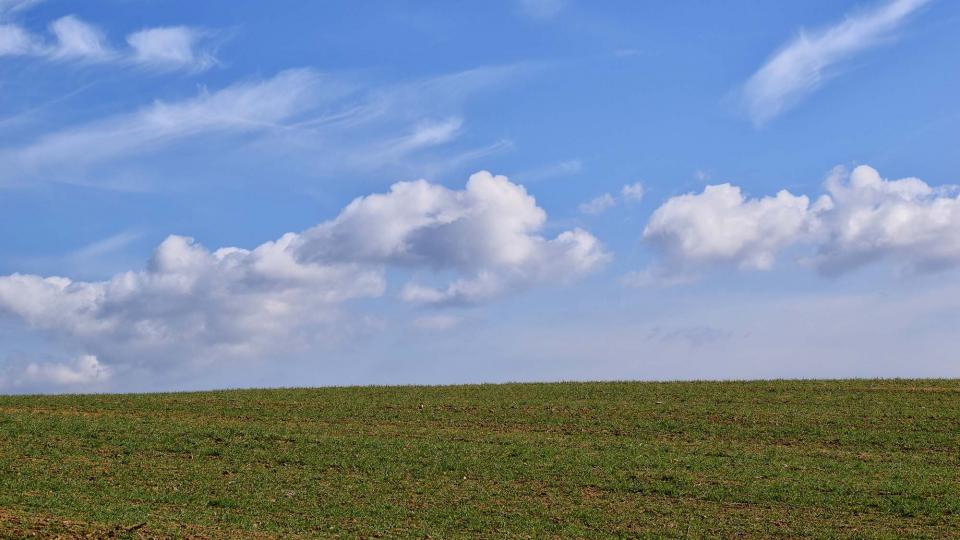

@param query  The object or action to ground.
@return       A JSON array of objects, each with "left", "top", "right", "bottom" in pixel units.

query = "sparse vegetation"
[{"left": 1, "top": 379, "right": 958, "bottom": 538}]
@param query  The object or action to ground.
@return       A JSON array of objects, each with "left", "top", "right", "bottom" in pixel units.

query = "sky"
[{"left": 1, "top": 0, "right": 959, "bottom": 394}]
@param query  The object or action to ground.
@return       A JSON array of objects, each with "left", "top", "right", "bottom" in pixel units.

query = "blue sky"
[{"left": 1, "top": 0, "right": 959, "bottom": 393}]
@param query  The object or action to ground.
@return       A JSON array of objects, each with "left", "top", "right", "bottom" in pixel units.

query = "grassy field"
[{"left": 0, "top": 380, "right": 958, "bottom": 538}]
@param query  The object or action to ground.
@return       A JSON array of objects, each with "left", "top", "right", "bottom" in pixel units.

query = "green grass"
[{"left": 1, "top": 379, "right": 958, "bottom": 538}]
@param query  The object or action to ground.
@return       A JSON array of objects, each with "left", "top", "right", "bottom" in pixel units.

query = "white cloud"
[
  {"left": 0, "top": 23, "right": 37, "bottom": 54},
  {"left": 0, "top": 64, "right": 524, "bottom": 188},
  {"left": 621, "top": 182, "right": 644, "bottom": 202},
  {"left": 400, "top": 272, "right": 507, "bottom": 306},
  {"left": 0, "top": 68, "right": 323, "bottom": 180},
  {"left": 361, "top": 117, "right": 464, "bottom": 167},
  {"left": 69, "top": 230, "right": 142, "bottom": 261},
  {"left": 22, "top": 354, "right": 111, "bottom": 386},
  {"left": 579, "top": 183, "right": 642, "bottom": 217},
  {"left": 742, "top": 0, "right": 929, "bottom": 125},
  {"left": 5, "top": 230, "right": 145, "bottom": 280},
  {"left": 814, "top": 165, "right": 960, "bottom": 275},
  {"left": 0, "top": 172, "right": 606, "bottom": 382},
  {"left": 301, "top": 171, "right": 610, "bottom": 305},
  {"left": 579, "top": 193, "right": 616, "bottom": 215},
  {"left": 0, "top": 0, "right": 42, "bottom": 17},
  {"left": 0, "top": 0, "right": 41, "bottom": 55},
  {"left": 644, "top": 183, "right": 813, "bottom": 270},
  {"left": 640, "top": 164, "right": 960, "bottom": 277},
  {"left": 300, "top": 172, "right": 550, "bottom": 269},
  {"left": 400, "top": 227, "right": 607, "bottom": 306},
  {"left": 0, "top": 9, "right": 215, "bottom": 69},
  {"left": 126, "top": 26, "right": 215, "bottom": 71},
  {"left": 49, "top": 15, "right": 113, "bottom": 60},
  {"left": 0, "top": 234, "right": 386, "bottom": 376}
]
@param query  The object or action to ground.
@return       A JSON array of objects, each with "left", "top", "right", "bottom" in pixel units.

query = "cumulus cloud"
[
  {"left": 0, "top": 234, "right": 385, "bottom": 373},
  {"left": 300, "top": 171, "right": 610, "bottom": 305},
  {"left": 644, "top": 183, "right": 814, "bottom": 270},
  {"left": 814, "top": 165, "right": 960, "bottom": 275},
  {"left": 640, "top": 165, "right": 960, "bottom": 278},
  {"left": 398, "top": 227, "right": 606, "bottom": 307},
  {"left": 0, "top": 172, "right": 606, "bottom": 382},
  {"left": 742, "top": 0, "right": 929, "bottom": 125}
]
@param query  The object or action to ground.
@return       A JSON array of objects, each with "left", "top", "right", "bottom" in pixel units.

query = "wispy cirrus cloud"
[
  {"left": 4, "top": 230, "right": 145, "bottom": 280},
  {"left": 0, "top": 68, "right": 323, "bottom": 185},
  {"left": 0, "top": 7, "right": 218, "bottom": 71},
  {"left": 742, "top": 0, "right": 930, "bottom": 126},
  {"left": 126, "top": 26, "right": 217, "bottom": 71},
  {"left": 48, "top": 15, "right": 113, "bottom": 61},
  {"left": 0, "top": 64, "right": 525, "bottom": 188},
  {"left": 513, "top": 159, "right": 582, "bottom": 184},
  {"left": 0, "top": 0, "right": 42, "bottom": 17},
  {"left": 0, "top": 22, "right": 35, "bottom": 54}
]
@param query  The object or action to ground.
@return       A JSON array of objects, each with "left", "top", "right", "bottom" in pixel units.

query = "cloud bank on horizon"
[
  {"left": 0, "top": 172, "right": 608, "bottom": 390},
  {"left": 4, "top": 164, "right": 958, "bottom": 391}
]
